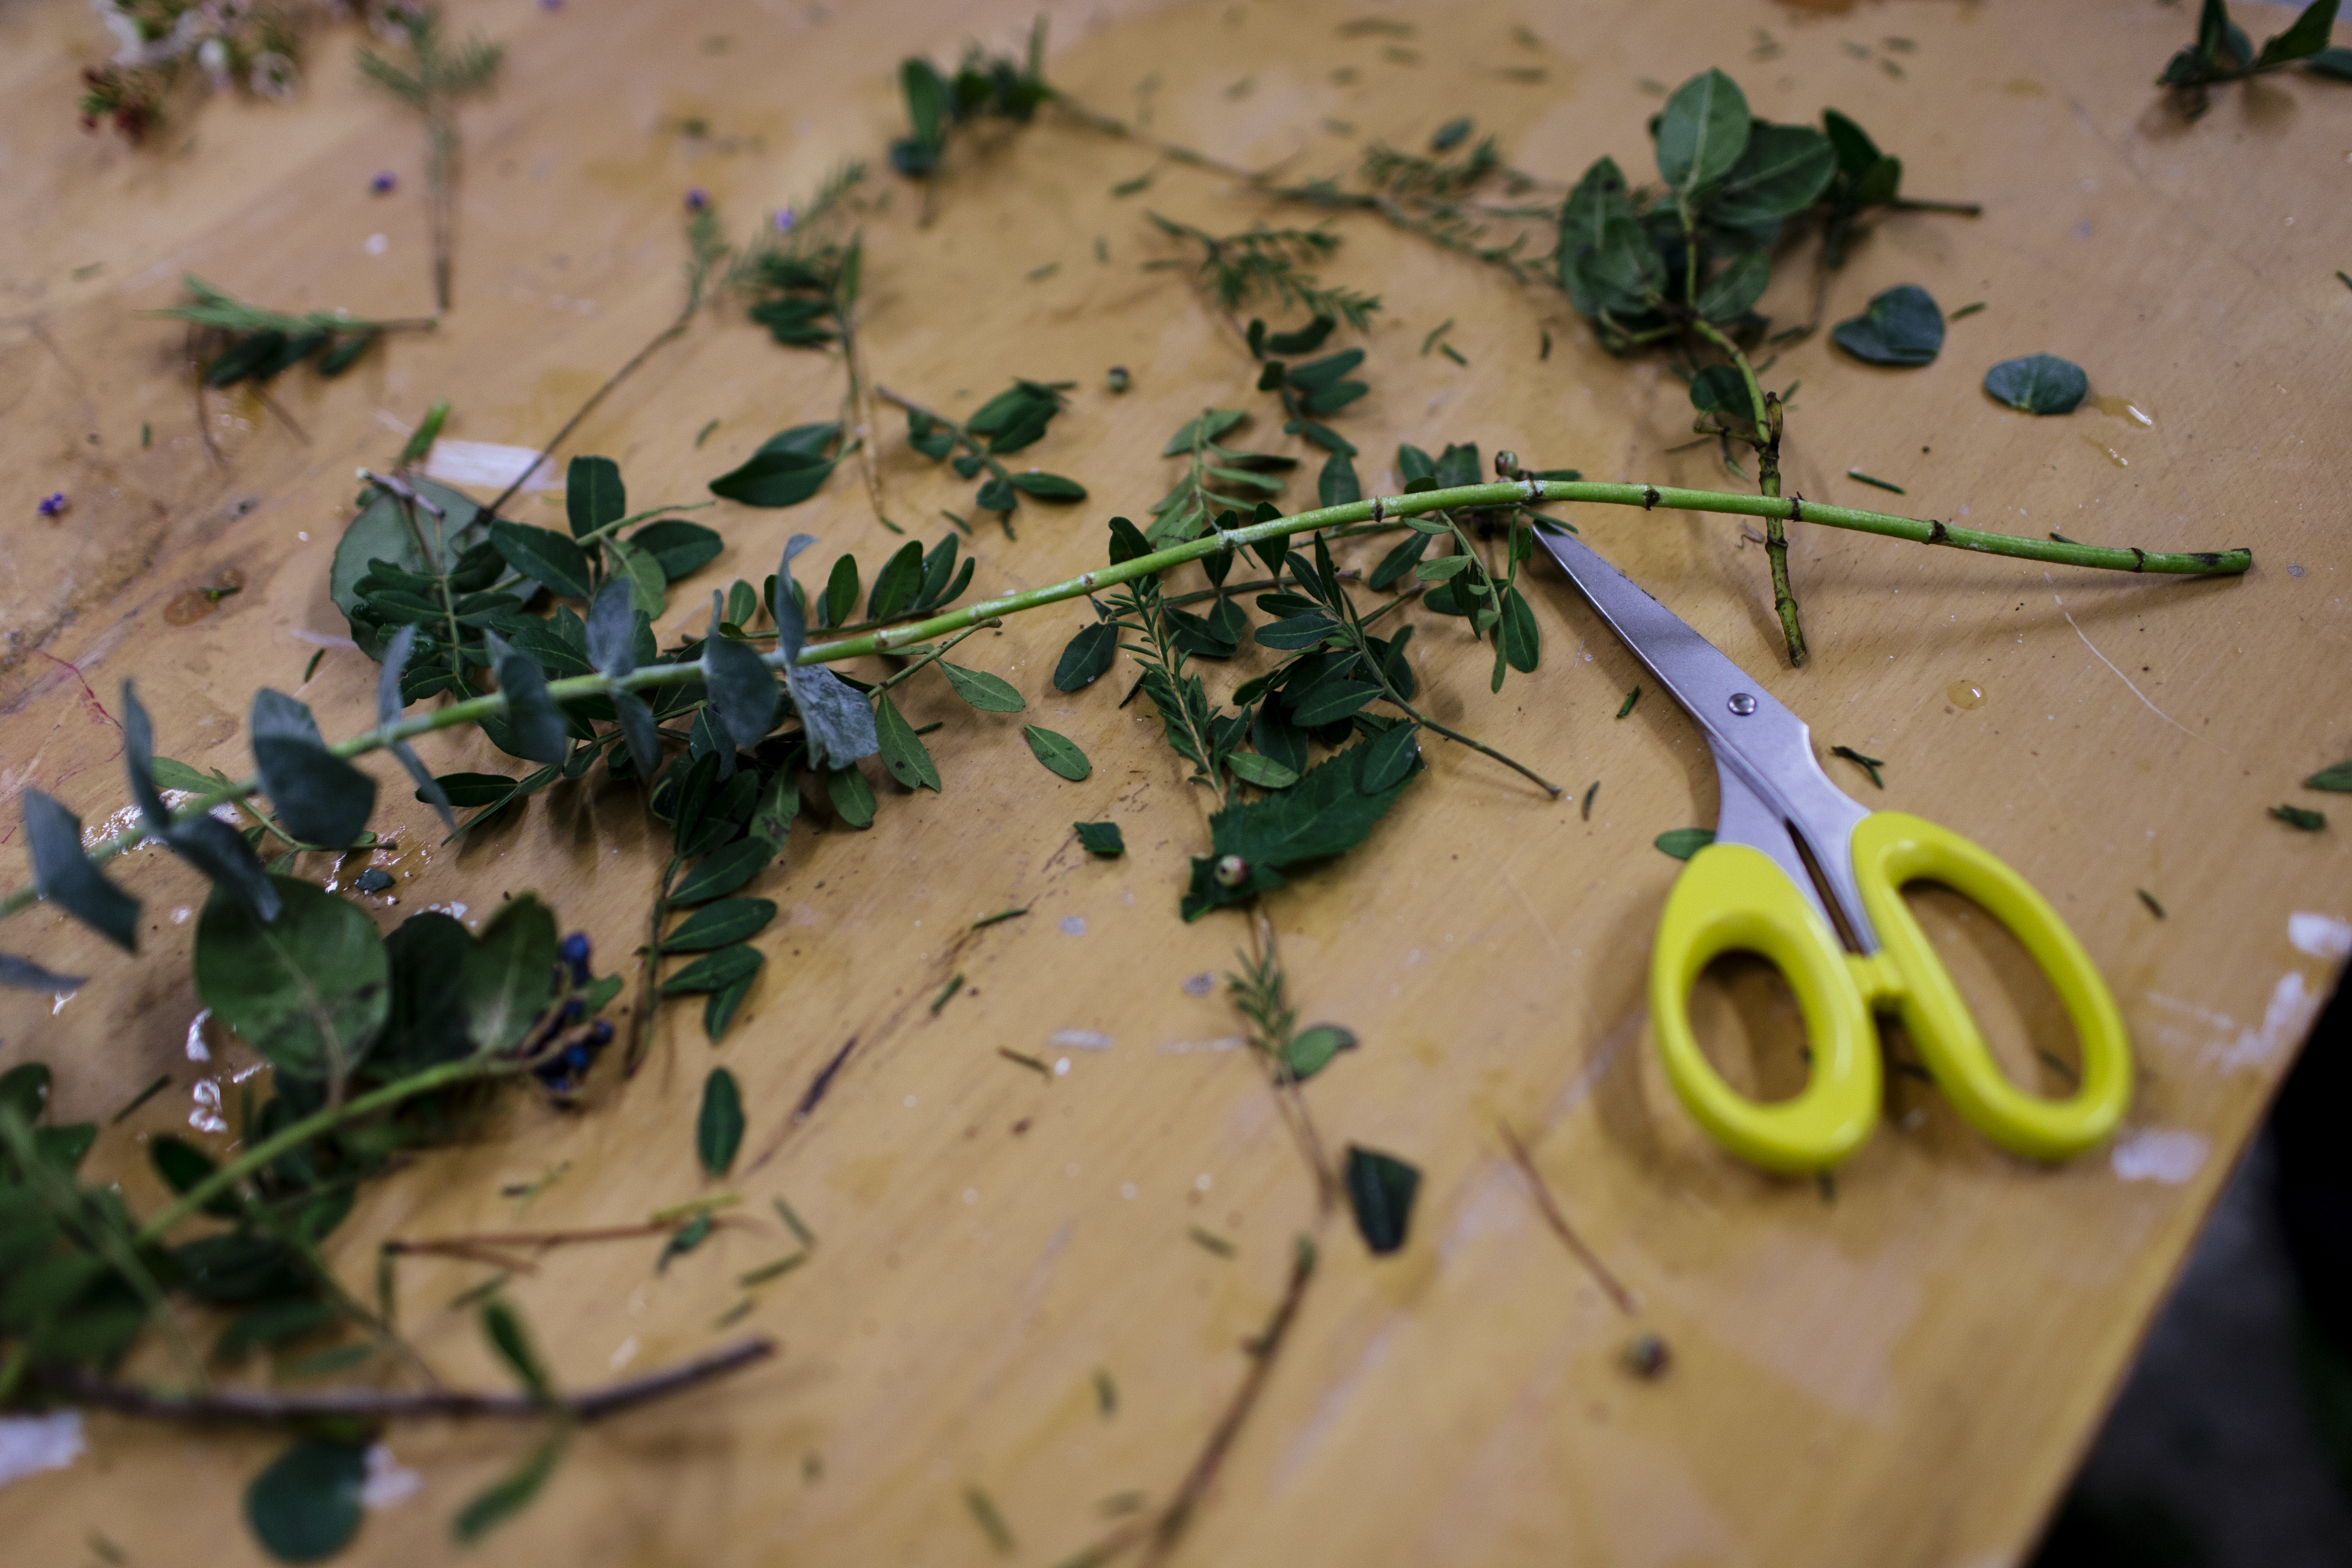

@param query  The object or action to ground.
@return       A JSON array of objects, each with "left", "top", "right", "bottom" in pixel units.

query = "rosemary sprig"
[{"left": 357, "top": 7, "right": 503, "bottom": 311}]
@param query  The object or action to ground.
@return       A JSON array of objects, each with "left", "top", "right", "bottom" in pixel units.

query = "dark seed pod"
[
  {"left": 1108, "top": 366, "right": 1131, "bottom": 394},
  {"left": 1622, "top": 1333, "right": 1671, "bottom": 1380},
  {"left": 1212, "top": 854, "right": 1248, "bottom": 888}
]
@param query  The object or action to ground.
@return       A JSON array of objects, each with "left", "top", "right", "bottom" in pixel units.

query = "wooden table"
[{"left": 3, "top": 0, "right": 2347, "bottom": 1562}]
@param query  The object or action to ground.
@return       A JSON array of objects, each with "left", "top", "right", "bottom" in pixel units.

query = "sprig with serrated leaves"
[{"left": 2158, "top": 0, "right": 2352, "bottom": 120}]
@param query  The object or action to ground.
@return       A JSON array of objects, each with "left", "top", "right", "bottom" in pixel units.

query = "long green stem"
[
  {"left": 2, "top": 479, "right": 2246, "bottom": 927},
  {"left": 136, "top": 1055, "right": 521, "bottom": 1242}
]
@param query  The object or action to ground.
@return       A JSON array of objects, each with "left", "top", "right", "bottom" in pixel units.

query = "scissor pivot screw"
[{"left": 1727, "top": 692, "right": 1759, "bottom": 716}]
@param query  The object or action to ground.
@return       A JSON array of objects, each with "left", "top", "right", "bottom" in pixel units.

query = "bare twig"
[
  {"left": 36, "top": 1336, "right": 775, "bottom": 1425},
  {"left": 1497, "top": 1122, "right": 1637, "bottom": 1316}
]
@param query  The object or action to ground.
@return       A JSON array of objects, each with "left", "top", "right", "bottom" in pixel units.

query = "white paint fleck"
[
  {"left": 423, "top": 439, "right": 557, "bottom": 493},
  {"left": 608, "top": 1334, "right": 640, "bottom": 1370},
  {"left": 2288, "top": 912, "right": 2352, "bottom": 961},
  {"left": 360, "top": 1443, "right": 421, "bottom": 1510},
  {"left": 1051, "top": 1028, "right": 1112, "bottom": 1051},
  {"left": 1060, "top": 915, "right": 1087, "bottom": 936},
  {"left": 365, "top": 232, "right": 389, "bottom": 255},
  {"left": 1054, "top": 1057, "right": 1070, "bottom": 1076},
  {"left": 172, "top": 906, "right": 191, "bottom": 924},
  {"left": 1119, "top": 1182, "right": 1138, "bottom": 1200},
  {"left": 963, "top": 1187, "right": 979, "bottom": 1205},
  {"left": 185, "top": 1008, "right": 212, "bottom": 1062},
  {"left": 1156, "top": 1036, "right": 1243, "bottom": 1054},
  {"left": 0, "top": 1411, "right": 83, "bottom": 1488},
  {"left": 1195, "top": 1172, "right": 1213, "bottom": 1192},
  {"left": 2213, "top": 971, "right": 2319, "bottom": 1073},
  {"left": 50, "top": 992, "right": 74, "bottom": 1016},
  {"left": 2111, "top": 1128, "right": 2210, "bottom": 1185}
]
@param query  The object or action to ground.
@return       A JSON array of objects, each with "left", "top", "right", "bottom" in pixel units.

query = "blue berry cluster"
[{"left": 532, "top": 931, "right": 615, "bottom": 1095}]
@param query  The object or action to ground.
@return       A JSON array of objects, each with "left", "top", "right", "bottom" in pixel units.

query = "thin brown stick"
[
  {"left": 36, "top": 1336, "right": 775, "bottom": 1425},
  {"left": 384, "top": 1215, "right": 735, "bottom": 1269},
  {"left": 1134, "top": 1236, "right": 1316, "bottom": 1568},
  {"left": 1497, "top": 1122, "right": 1638, "bottom": 1316}
]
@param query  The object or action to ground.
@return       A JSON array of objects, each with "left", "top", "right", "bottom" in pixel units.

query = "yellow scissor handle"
[
  {"left": 1650, "top": 842, "right": 1882, "bottom": 1174},
  {"left": 1848, "top": 811, "right": 2131, "bottom": 1163}
]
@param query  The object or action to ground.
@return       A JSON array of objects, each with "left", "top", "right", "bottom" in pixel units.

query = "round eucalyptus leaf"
[
  {"left": 245, "top": 1439, "right": 367, "bottom": 1564},
  {"left": 195, "top": 875, "right": 389, "bottom": 1085},
  {"left": 1831, "top": 285, "right": 1945, "bottom": 367},
  {"left": 1984, "top": 353, "right": 2089, "bottom": 415}
]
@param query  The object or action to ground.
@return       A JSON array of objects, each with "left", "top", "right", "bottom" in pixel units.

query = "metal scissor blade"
[{"left": 1534, "top": 526, "right": 1882, "bottom": 952}]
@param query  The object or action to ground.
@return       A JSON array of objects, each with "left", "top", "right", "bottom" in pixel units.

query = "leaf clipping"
[{"left": 1181, "top": 739, "right": 1424, "bottom": 919}]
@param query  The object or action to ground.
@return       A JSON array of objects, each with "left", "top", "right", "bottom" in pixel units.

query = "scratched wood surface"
[{"left": 2, "top": 0, "right": 2348, "bottom": 1563}]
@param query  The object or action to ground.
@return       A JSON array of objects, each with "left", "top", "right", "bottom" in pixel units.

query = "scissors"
[{"left": 1535, "top": 528, "right": 2132, "bottom": 1173}]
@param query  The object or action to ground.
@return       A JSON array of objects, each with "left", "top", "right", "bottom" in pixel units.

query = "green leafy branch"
[
  {"left": 1, "top": 472, "right": 2249, "bottom": 961},
  {"left": 2158, "top": 0, "right": 2351, "bottom": 119},
  {"left": 880, "top": 382, "right": 1087, "bottom": 535}
]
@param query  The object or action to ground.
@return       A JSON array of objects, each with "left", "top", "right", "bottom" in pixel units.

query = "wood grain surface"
[{"left": 2, "top": 0, "right": 2347, "bottom": 1563}]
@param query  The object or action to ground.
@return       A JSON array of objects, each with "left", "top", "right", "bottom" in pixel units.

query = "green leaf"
[
  {"left": 941, "top": 662, "right": 1026, "bottom": 712},
  {"left": 1984, "top": 354, "right": 2089, "bottom": 415},
  {"left": 1688, "top": 365, "right": 1752, "bottom": 419},
  {"left": 1342, "top": 1145, "right": 1419, "bottom": 1255},
  {"left": 488, "top": 652, "right": 571, "bottom": 765},
  {"left": 480, "top": 1298, "right": 552, "bottom": 1399},
  {"left": 826, "top": 765, "right": 877, "bottom": 828},
  {"left": 1075, "top": 821, "right": 1125, "bottom": 856},
  {"left": 1007, "top": 471, "right": 1087, "bottom": 501},
  {"left": 1318, "top": 451, "right": 1362, "bottom": 508},
  {"left": 1832, "top": 285, "right": 1945, "bottom": 367},
  {"left": 426, "top": 772, "right": 521, "bottom": 808},
  {"left": 1291, "top": 680, "right": 1379, "bottom": 727},
  {"left": 2272, "top": 804, "right": 2328, "bottom": 832},
  {"left": 1558, "top": 157, "right": 1639, "bottom": 312},
  {"left": 195, "top": 875, "right": 388, "bottom": 1085},
  {"left": 2309, "top": 45, "right": 2352, "bottom": 78},
  {"left": 1413, "top": 554, "right": 1474, "bottom": 583},
  {"left": 215, "top": 1298, "right": 339, "bottom": 1359},
  {"left": 1277, "top": 1024, "right": 1356, "bottom": 1084},
  {"left": 490, "top": 521, "right": 592, "bottom": 600},
  {"left": 699, "top": 1067, "right": 746, "bottom": 1175},
  {"left": 1655, "top": 827, "right": 1717, "bottom": 859},
  {"left": 773, "top": 535, "right": 881, "bottom": 766},
  {"left": 461, "top": 894, "right": 557, "bottom": 1054},
  {"left": 453, "top": 1428, "right": 569, "bottom": 1544},
  {"left": 251, "top": 691, "right": 376, "bottom": 846},
  {"left": 662, "top": 898, "right": 778, "bottom": 952},
  {"left": 331, "top": 477, "right": 490, "bottom": 659},
  {"left": 1695, "top": 249, "right": 1772, "bottom": 323},
  {"left": 1707, "top": 122, "right": 1836, "bottom": 227},
  {"left": 603, "top": 534, "right": 666, "bottom": 618},
  {"left": 662, "top": 944, "right": 762, "bottom": 996},
  {"left": 2257, "top": 0, "right": 2340, "bottom": 67},
  {"left": 0, "top": 1062, "right": 49, "bottom": 1123},
  {"left": 1656, "top": 68, "right": 1751, "bottom": 192},
  {"left": 706, "top": 972, "right": 757, "bottom": 1043},
  {"left": 1255, "top": 612, "right": 1344, "bottom": 652},
  {"left": 20, "top": 789, "right": 140, "bottom": 951},
  {"left": 245, "top": 1440, "right": 368, "bottom": 1564},
  {"left": 630, "top": 519, "right": 725, "bottom": 583},
  {"left": 673, "top": 837, "right": 775, "bottom": 903},
  {"left": 1359, "top": 722, "right": 1421, "bottom": 792},
  {"left": 1054, "top": 622, "right": 1120, "bottom": 691},
  {"left": 902, "top": 56, "right": 947, "bottom": 149},
  {"left": 1500, "top": 587, "right": 1540, "bottom": 673},
  {"left": 1181, "top": 741, "right": 1422, "bottom": 919},
  {"left": 702, "top": 631, "right": 781, "bottom": 750},
  {"left": 1225, "top": 752, "right": 1301, "bottom": 790},
  {"left": 151, "top": 1134, "right": 241, "bottom": 1218},
  {"left": 1569, "top": 215, "right": 1667, "bottom": 320},
  {"left": 874, "top": 695, "right": 942, "bottom": 791},
  {"left": 710, "top": 426, "right": 841, "bottom": 507},
  {"left": 1023, "top": 726, "right": 1091, "bottom": 781},
  {"left": 1821, "top": 109, "right": 1880, "bottom": 177},
  {"left": 566, "top": 455, "right": 625, "bottom": 540},
  {"left": 2303, "top": 760, "right": 2352, "bottom": 792}
]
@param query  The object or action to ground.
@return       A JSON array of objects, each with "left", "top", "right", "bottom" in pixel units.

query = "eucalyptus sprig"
[
  {"left": 357, "top": 5, "right": 503, "bottom": 311},
  {"left": 2158, "top": 0, "right": 2351, "bottom": 119}
]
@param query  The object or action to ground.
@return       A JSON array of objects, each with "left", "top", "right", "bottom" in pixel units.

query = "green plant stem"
[
  {"left": 622, "top": 856, "right": 681, "bottom": 1078},
  {"left": 870, "top": 621, "right": 1003, "bottom": 695},
  {"left": 0, "top": 481, "right": 2247, "bottom": 928},
  {"left": 136, "top": 1054, "right": 522, "bottom": 1242},
  {"left": 1690, "top": 319, "right": 1806, "bottom": 665}
]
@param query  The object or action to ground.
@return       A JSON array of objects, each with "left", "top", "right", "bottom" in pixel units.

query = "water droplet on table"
[{"left": 1947, "top": 681, "right": 1987, "bottom": 710}]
